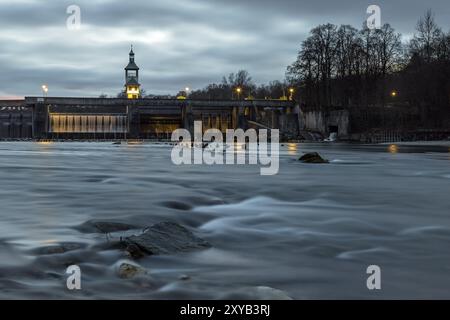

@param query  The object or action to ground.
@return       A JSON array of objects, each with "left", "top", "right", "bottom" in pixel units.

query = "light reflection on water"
[
  {"left": 287, "top": 143, "right": 298, "bottom": 156},
  {"left": 0, "top": 141, "right": 449, "bottom": 299},
  {"left": 388, "top": 144, "right": 399, "bottom": 154}
]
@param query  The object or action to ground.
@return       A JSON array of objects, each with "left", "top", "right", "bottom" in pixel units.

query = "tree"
[{"left": 410, "top": 10, "right": 443, "bottom": 63}]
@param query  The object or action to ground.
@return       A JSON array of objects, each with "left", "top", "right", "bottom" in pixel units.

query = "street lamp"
[
  {"left": 289, "top": 88, "right": 295, "bottom": 101},
  {"left": 185, "top": 87, "right": 190, "bottom": 98},
  {"left": 391, "top": 90, "right": 397, "bottom": 98},
  {"left": 236, "top": 87, "right": 242, "bottom": 100},
  {"left": 42, "top": 85, "right": 48, "bottom": 98}
]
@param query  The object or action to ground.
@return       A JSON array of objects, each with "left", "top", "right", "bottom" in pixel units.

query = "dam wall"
[{"left": 0, "top": 97, "right": 298, "bottom": 140}]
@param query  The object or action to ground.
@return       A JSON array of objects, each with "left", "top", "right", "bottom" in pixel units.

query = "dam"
[
  {"left": 0, "top": 96, "right": 300, "bottom": 140},
  {"left": 0, "top": 48, "right": 351, "bottom": 141}
]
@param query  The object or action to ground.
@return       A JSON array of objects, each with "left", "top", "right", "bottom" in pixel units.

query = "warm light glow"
[
  {"left": 37, "top": 141, "right": 53, "bottom": 145},
  {"left": 289, "top": 88, "right": 295, "bottom": 93},
  {"left": 287, "top": 143, "right": 297, "bottom": 155},
  {"left": 126, "top": 85, "right": 140, "bottom": 99},
  {"left": 49, "top": 114, "right": 128, "bottom": 133},
  {"left": 236, "top": 87, "right": 242, "bottom": 93},
  {"left": 388, "top": 144, "right": 398, "bottom": 154},
  {"left": 42, "top": 85, "right": 48, "bottom": 93},
  {"left": 391, "top": 90, "right": 397, "bottom": 97}
]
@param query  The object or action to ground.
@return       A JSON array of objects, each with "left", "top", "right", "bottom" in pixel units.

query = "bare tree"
[{"left": 410, "top": 10, "right": 443, "bottom": 62}]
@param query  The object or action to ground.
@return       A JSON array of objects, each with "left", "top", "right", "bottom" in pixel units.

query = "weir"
[{"left": 0, "top": 97, "right": 299, "bottom": 140}]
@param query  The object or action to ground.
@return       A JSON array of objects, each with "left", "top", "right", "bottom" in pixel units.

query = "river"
[{"left": 0, "top": 141, "right": 449, "bottom": 299}]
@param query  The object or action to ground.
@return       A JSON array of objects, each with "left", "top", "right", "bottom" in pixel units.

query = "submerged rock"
[
  {"left": 125, "top": 243, "right": 145, "bottom": 259},
  {"left": 116, "top": 261, "right": 147, "bottom": 279},
  {"left": 299, "top": 152, "right": 329, "bottom": 164},
  {"left": 179, "top": 274, "right": 191, "bottom": 281},
  {"left": 123, "top": 221, "right": 211, "bottom": 256},
  {"left": 74, "top": 220, "right": 138, "bottom": 234}
]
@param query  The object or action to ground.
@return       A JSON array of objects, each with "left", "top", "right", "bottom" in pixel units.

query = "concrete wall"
[
  {"left": 1, "top": 98, "right": 358, "bottom": 141},
  {"left": 19, "top": 97, "right": 297, "bottom": 140},
  {"left": 299, "top": 109, "right": 350, "bottom": 139},
  {"left": 0, "top": 100, "right": 32, "bottom": 139}
]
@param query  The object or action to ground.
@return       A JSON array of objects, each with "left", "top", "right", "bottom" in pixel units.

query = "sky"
[{"left": 0, "top": 0, "right": 449, "bottom": 98}]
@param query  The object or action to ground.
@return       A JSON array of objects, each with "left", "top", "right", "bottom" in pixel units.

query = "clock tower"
[{"left": 124, "top": 46, "right": 141, "bottom": 99}]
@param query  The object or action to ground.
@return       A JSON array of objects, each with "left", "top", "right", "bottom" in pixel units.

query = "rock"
[
  {"left": 221, "top": 286, "right": 293, "bottom": 300},
  {"left": 179, "top": 274, "right": 191, "bottom": 281},
  {"left": 116, "top": 261, "right": 147, "bottom": 279},
  {"left": 123, "top": 221, "right": 211, "bottom": 256},
  {"left": 125, "top": 244, "right": 145, "bottom": 259},
  {"left": 30, "top": 242, "right": 87, "bottom": 255},
  {"left": 74, "top": 220, "right": 138, "bottom": 234},
  {"left": 299, "top": 152, "right": 329, "bottom": 164}
]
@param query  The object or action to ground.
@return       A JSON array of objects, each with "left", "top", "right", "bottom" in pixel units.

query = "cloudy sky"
[{"left": 0, "top": 0, "right": 449, "bottom": 98}]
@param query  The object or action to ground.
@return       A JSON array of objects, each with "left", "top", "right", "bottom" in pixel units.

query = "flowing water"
[{"left": 0, "top": 141, "right": 449, "bottom": 299}]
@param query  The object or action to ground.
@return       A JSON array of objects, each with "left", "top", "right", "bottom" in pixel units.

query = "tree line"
[{"left": 188, "top": 10, "right": 450, "bottom": 126}]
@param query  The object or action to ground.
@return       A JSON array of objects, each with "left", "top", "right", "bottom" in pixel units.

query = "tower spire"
[{"left": 124, "top": 46, "right": 140, "bottom": 99}]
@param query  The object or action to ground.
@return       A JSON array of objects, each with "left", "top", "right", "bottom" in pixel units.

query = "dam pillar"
[
  {"left": 127, "top": 104, "right": 140, "bottom": 139},
  {"left": 237, "top": 104, "right": 248, "bottom": 130},
  {"left": 182, "top": 102, "right": 194, "bottom": 135},
  {"left": 32, "top": 102, "right": 49, "bottom": 139}
]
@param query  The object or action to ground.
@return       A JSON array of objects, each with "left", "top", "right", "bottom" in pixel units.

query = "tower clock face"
[{"left": 128, "top": 71, "right": 137, "bottom": 77}]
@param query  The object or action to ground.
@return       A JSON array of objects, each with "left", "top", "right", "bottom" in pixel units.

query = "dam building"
[{"left": 0, "top": 48, "right": 349, "bottom": 140}]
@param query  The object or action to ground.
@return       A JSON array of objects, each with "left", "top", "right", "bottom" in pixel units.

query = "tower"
[{"left": 124, "top": 45, "right": 141, "bottom": 99}]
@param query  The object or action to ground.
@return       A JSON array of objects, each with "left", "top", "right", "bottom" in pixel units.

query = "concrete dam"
[{"left": 2, "top": 97, "right": 327, "bottom": 140}]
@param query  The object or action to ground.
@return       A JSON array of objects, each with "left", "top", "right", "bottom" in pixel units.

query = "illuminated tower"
[{"left": 124, "top": 45, "right": 141, "bottom": 99}]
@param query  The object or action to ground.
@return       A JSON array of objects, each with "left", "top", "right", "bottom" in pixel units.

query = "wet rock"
[
  {"left": 74, "top": 220, "right": 138, "bottom": 234},
  {"left": 299, "top": 152, "right": 329, "bottom": 164},
  {"left": 125, "top": 244, "right": 145, "bottom": 259},
  {"left": 30, "top": 242, "right": 87, "bottom": 255},
  {"left": 116, "top": 261, "right": 148, "bottom": 279},
  {"left": 221, "top": 286, "right": 293, "bottom": 300},
  {"left": 123, "top": 221, "right": 211, "bottom": 256},
  {"left": 179, "top": 274, "right": 191, "bottom": 281}
]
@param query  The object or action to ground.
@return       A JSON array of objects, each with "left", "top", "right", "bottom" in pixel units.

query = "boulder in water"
[
  {"left": 179, "top": 274, "right": 191, "bottom": 281},
  {"left": 123, "top": 221, "right": 211, "bottom": 256},
  {"left": 116, "top": 261, "right": 148, "bottom": 279},
  {"left": 125, "top": 243, "right": 145, "bottom": 259},
  {"left": 299, "top": 152, "right": 329, "bottom": 164}
]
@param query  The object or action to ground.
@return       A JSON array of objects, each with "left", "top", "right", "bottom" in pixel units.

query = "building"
[
  {"left": 0, "top": 48, "right": 300, "bottom": 140},
  {"left": 124, "top": 46, "right": 141, "bottom": 99}
]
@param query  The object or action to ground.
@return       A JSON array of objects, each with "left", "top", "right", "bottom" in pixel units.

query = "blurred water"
[{"left": 0, "top": 141, "right": 449, "bottom": 299}]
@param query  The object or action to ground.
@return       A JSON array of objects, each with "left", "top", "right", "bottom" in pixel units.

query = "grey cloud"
[{"left": 0, "top": 0, "right": 449, "bottom": 97}]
